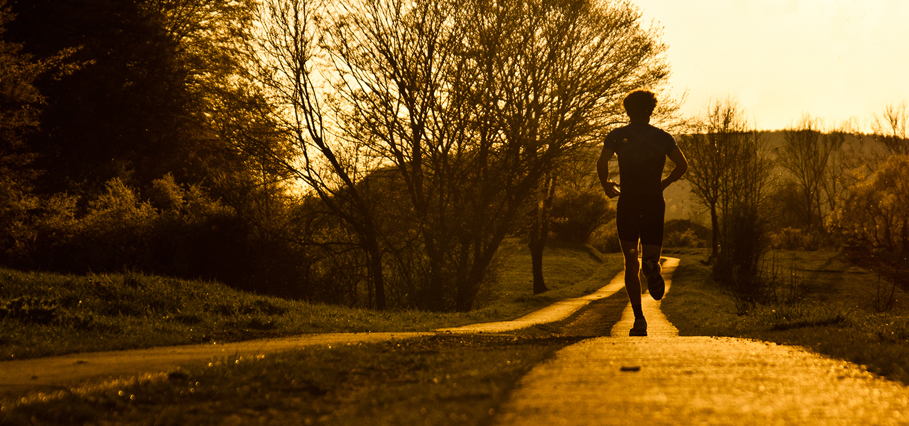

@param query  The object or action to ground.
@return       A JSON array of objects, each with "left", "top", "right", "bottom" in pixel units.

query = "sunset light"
[{"left": 636, "top": 0, "right": 909, "bottom": 130}]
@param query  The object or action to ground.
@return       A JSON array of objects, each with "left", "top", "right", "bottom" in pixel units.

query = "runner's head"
[{"left": 623, "top": 90, "right": 657, "bottom": 121}]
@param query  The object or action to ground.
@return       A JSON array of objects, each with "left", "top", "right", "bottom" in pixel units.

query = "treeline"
[
  {"left": 0, "top": 0, "right": 668, "bottom": 311},
  {"left": 680, "top": 99, "right": 909, "bottom": 312}
]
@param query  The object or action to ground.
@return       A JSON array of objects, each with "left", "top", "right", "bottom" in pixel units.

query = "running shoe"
[
  {"left": 629, "top": 317, "right": 647, "bottom": 336},
  {"left": 642, "top": 259, "right": 665, "bottom": 301}
]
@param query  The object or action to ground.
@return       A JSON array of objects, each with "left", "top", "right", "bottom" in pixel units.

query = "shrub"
[
  {"left": 148, "top": 173, "right": 185, "bottom": 211},
  {"left": 549, "top": 190, "right": 614, "bottom": 244},
  {"left": 831, "top": 155, "right": 909, "bottom": 308},
  {"left": 68, "top": 178, "right": 158, "bottom": 271},
  {"left": 0, "top": 175, "right": 40, "bottom": 264},
  {"left": 588, "top": 222, "right": 621, "bottom": 253},
  {"left": 770, "top": 227, "right": 821, "bottom": 251},
  {"left": 664, "top": 229, "right": 706, "bottom": 248},
  {"left": 714, "top": 204, "right": 771, "bottom": 314}
]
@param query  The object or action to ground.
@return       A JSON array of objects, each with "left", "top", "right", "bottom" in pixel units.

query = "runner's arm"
[
  {"left": 597, "top": 148, "right": 620, "bottom": 198},
  {"left": 662, "top": 147, "right": 688, "bottom": 190}
]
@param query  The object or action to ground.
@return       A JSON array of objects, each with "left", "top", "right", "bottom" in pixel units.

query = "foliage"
[
  {"left": 549, "top": 187, "right": 615, "bottom": 244},
  {"left": 587, "top": 223, "right": 621, "bottom": 254},
  {"left": 6, "top": 0, "right": 266, "bottom": 196},
  {"left": 0, "top": 174, "right": 317, "bottom": 300},
  {"left": 833, "top": 155, "right": 909, "bottom": 253},
  {"left": 769, "top": 227, "right": 821, "bottom": 251},
  {"left": 663, "top": 219, "right": 709, "bottom": 249},
  {"left": 664, "top": 229, "right": 705, "bottom": 248},
  {"left": 831, "top": 155, "right": 909, "bottom": 310}
]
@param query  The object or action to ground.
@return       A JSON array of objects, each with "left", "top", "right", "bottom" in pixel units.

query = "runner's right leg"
[{"left": 620, "top": 239, "right": 647, "bottom": 336}]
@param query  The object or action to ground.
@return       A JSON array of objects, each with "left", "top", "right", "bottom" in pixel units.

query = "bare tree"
[
  {"left": 777, "top": 116, "right": 844, "bottom": 232},
  {"left": 250, "top": 0, "right": 670, "bottom": 311},
  {"left": 496, "top": 0, "right": 671, "bottom": 296},
  {"left": 679, "top": 98, "right": 773, "bottom": 308},
  {"left": 248, "top": 0, "right": 391, "bottom": 309},
  {"left": 679, "top": 99, "right": 752, "bottom": 258},
  {"left": 871, "top": 102, "right": 909, "bottom": 157},
  {"left": 819, "top": 128, "right": 848, "bottom": 224}
]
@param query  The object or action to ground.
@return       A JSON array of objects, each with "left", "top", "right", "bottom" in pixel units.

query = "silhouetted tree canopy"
[{"left": 5, "top": 0, "right": 263, "bottom": 196}]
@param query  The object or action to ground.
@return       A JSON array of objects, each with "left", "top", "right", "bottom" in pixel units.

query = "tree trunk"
[
  {"left": 529, "top": 175, "right": 556, "bottom": 295},
  {"left": 529, "top": 219, "right": 548, "bottom": 295},
  {"left": 710, "top": 206, "right": 720, "bottom": 261},
  {"left": 365, "top": 237, "right": 386, "bottom": 310}
]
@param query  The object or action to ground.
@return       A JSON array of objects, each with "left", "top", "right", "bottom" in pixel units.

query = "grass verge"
[
  {"left": 1, "top": 334, "right": 581, "bottom": 425},
  {"left": 662, "top": 248, "right": 909, "bottom": 386},
  {"left": 0, "top": 239, "right": 622, "bottom": 360}
]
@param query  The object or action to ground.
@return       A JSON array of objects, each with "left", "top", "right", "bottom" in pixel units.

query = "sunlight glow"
[{"left": 634, "top": 0, "right": 909, "bottom": 131}]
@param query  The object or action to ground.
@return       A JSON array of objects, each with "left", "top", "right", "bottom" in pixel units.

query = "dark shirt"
[{"left": 602, "top": 122, "right": 677, "bottom": 195}]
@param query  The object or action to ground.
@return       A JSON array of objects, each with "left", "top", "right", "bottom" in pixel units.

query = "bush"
[
  {"left": 831, "top": 155, "right": 909, "bottom": 308},
  {"left": 664, "top": 229, "right": 704, "bottom": 248},
  {"left": 770, "top": 227, "right": 821, "bottom": 251},
  {"left": 549, "top": 189, "right": 614, "bottom": 244},
  {"left": 588, "top": 222, "right": 621, "bottom": 253},
  {"left": 663, "top": 220, "right": 709, "bottom": 248},
  {"left": 0, "top": 175, "right": 40, "bottom": 264},
  {"left": 73, "top": 178, "right": 158, "bottom": 270}
]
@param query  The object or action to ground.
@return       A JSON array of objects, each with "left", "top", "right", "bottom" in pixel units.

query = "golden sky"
[{"left": 635, "top": 0, "right": 909, "bottom": 131}]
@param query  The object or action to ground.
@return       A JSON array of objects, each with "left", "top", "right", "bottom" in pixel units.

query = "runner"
[{"left": 597, "top": 90, "right": 688, "bottom": 336}]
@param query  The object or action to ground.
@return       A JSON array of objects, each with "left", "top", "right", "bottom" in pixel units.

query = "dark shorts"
[{"left": 616, "top": 193, "right": 665, "bottom": 246}]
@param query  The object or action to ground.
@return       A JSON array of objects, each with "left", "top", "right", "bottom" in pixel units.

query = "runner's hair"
[{"left": 623, "top": 90, "right": 657, "bottom": 120}]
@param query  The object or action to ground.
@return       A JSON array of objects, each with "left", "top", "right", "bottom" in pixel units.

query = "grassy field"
[
  {"left": 0, "top": 238, "right": 622, "bottom": 360},
  {"left": 662, "top": 247, "right": 909, "bottom": 386}
]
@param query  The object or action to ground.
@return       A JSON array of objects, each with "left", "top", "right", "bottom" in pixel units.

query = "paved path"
[
  {"left": 439, "top": 263, "right": 630, "bottom": 334},
  {"left": 494, "top": 259, "right": 909, "bottom": 425},
  {"left": 0, "top": 332, "right": 430, "bottom": 394}
]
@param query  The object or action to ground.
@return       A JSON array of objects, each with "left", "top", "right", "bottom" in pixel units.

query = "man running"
[{"left": 597, "top": 90, "right": 688, "bottom": 337}]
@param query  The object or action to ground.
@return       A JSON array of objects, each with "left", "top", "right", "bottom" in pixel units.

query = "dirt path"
[{"left": 493, "top": 260, "right": 909, "bottom": 425}]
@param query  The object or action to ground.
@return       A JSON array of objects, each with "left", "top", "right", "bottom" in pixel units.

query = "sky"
[{"left": 633, "top": 0, "right": 909, "bottom": 132}]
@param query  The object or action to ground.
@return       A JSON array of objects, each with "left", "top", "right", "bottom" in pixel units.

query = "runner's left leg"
[
  {"left": 641, "top": 244, "right": 664, "bottom": 300},
  {"left": 620, "top": 239, "right": 644, "bottom": 320}
]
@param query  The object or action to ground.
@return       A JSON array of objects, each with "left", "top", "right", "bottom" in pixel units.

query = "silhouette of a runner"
[{"left": 597, "top": 90, "right": 688, "bottom": 336}]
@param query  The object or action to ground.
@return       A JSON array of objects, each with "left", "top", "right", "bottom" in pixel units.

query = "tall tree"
[
  {"left": 7, "top": 0, "right": 261, "bottom": 195},
  {"left": 251, "top": 0, "right": 669, "bottom": 311},
  {"left": 0, "top": 0, "right": 79, "bottom": 263}
]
